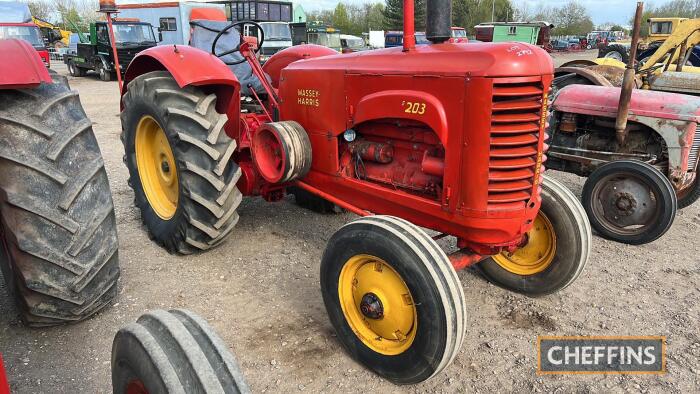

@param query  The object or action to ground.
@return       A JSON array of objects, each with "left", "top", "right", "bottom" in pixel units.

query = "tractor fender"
[
  {"left": 262, "top": 44, "right": 339, "bottom": 89},
  {"left": 353, "top": 90, "right": 448, "bottom": 146},
  {"left": 122, "top": 45, "right": 240, "bottom": 114},
  {"left": 0, "top": 39, "right": 51, "bottom": 89},
  {"left": 554, "top": 66, "right": 614, "bottom": 87},
  {"left": 559, "top": 59, "right": 597, "bottom": 68}
]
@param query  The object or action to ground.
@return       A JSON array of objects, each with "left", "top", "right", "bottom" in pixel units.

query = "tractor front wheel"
[
  {"left": 582, "top": 160, "right": 676, "bottom": 244},
  {"left": 477, "top": 177, "right": 591, "bottom": 296},
  {"left": 0, "top": 74, "right": 120, "bottom": 326},
  {"left": 320, "top": 215, "right": 466, "bottom": 384},
  {"left": 111, "top": 309, "right": 250, "bottom": 393},
  {"left": 121, "top": 71, "right": 242, "bottom": 254}
]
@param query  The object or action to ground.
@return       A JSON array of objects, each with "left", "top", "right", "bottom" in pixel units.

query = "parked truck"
[
  {"left": 290, "top": 20, "right": 341, "bottom": 51},
  {"left": 475, "top": 21, "right": 554, "bottom": 50},
  {"left": 63, "top": 19, "right": 158, "bottom": 81},
  {"left": 0, "top": 2, "right": 50, "bottom": 67}
]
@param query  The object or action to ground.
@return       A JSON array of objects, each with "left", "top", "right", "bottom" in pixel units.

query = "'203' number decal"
[{"left": 402, "top": 101, "right": 426, "bottom": 115}]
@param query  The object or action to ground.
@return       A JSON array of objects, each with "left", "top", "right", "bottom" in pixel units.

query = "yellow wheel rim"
[
  {"left": 338, "top": 254, "right": 417, "bottom": 356},
  {"left": 135, "top": 115, "right": 179, "bottom": 219},
  {"left": 493, "top": 212, "right": 556, "bottom": 276}
]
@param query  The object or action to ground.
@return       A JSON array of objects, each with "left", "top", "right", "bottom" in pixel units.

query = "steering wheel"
[{"left": 211, "top": 21, "right": 265, "bottom": 65}]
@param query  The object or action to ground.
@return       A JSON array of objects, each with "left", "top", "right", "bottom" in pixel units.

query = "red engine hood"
[
  {"left": 553, "top": 84, "right": 700, "bottom": 123},
  {"left": 285, "top": 42, "right": 553, "bottom": 78}
]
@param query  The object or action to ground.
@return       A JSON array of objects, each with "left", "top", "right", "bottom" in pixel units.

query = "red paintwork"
[
  {"left": 262, "top": 45, "right": 338, "bottom": 89},
  {"left": 0, "top": 39, "right": 51, "bottom": 89},
  {"left": 122, "top": 45, "right": 242, "bottom": 137},
  {"left": 124, "top": 34, "right": 553, "bottom": 257},
  {"left": 554, "top": 85, "right": 700, "bottom": 122},
  {"left": 0, "top": 354, "right": 8, "bottom": 394}
]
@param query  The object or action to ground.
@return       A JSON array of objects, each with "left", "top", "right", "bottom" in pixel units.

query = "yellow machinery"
[{"left": 32, "top": 17, "right": 71, "bottom": 47}]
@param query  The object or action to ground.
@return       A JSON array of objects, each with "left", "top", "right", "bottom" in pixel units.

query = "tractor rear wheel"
[
  {"left": 121, "top": 71, "right": 242, "bottom": 254},
  {"left": 320, "top": 215, "right": 466, "bottom": 384},
  {"left": 598, "top": 44, "right": 630, "bottom": 63},
  {"left": 677, "top": 174, "right": 700, "bottom": 209},
  {"left": 0, "top": 74, "right": 120, "bottom": 326},
  {"left": 112, "top": 309, "right": 251, "bottom": 393},
  {"left": 477, "top": 177, "right": 591, "bottom": 296},
  {"left": 288, "top": 187, "right": 343, "bottom": 214},
  {"left": 582, "top": 160, "right": 676, "bottom": 244}
]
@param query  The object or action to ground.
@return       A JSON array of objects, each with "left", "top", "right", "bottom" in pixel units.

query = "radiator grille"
[
  {"left": 488, "top": 81, "right": 544, "bottom": 209},
  {"left": 688, "top": 124, "right": 700, "bottom": 171}
]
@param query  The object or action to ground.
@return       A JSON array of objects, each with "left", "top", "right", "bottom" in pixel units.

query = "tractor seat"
[{"left": 189, "top": 20, "right": 270, "bottom": 97}]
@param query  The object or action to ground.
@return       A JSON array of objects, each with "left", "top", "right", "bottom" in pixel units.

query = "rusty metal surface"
[
  {"left": 554, "top": 66, "right": 614, "bottom": 87},
  {"left": 651, "top": 71, "right": 700, "bottom": 95},
  {"left": 615, "top": 2, "right": 644, "bottom": 145}
]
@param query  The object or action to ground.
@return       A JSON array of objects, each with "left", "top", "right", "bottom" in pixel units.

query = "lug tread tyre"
[
  {"left": 121, "top": 71, "right": 242, "bottom": 254},
  {"left": 288, "top": 186, "right": 343, "bottom": 214},
  {"left": 598, "top": 44, "right": 630, "bottom": 63},
  {"left": 477, "top": 177, "right": 591, "bottom": 296},
  {"left": 582, "top": 160, "right": 676, "bottom": 244},
  {"left": 0, "top": 74, "right": 119, "bottom": 326},
  {"left": 111, "top": 309, "right": 250, "bottom": 394},
  {"left": 320, "top": 215, "right": 466, "bottom": 384}
]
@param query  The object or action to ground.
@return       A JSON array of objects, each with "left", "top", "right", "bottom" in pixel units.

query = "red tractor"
[
  {"left": 0, "top": 39, "right": 120, "bottom": 326},
  {"left": 119, "top": 0, "right": 591, "bottom": 384}
]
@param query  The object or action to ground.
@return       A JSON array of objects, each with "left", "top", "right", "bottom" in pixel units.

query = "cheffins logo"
[{"left": 537, "top": 336, "right": 666, "bottom": 374}]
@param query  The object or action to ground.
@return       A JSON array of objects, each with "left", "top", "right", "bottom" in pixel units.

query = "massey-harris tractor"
[
  {"left": 0, "top": 39, "right": 120, "bottom": 326},
  {"left": 119, "top": 0, "right": 591, "bottom": 384}
]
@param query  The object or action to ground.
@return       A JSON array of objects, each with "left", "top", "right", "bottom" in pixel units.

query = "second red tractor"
[{"left": 118, "top": 0, "right": 591, "bottom": 384}]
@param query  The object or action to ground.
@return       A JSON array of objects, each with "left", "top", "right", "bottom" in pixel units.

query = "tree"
[
  {"left": 24, "top": 0, "right": 52, "bottom": 21},
  {"left": 383, "top": 0, "right": 426, "bottom": 31},
  {"left": 332, "top": 3, "right": 351, "bottom": 34},
  {"left": 553, "top": 1, "right": 594, "bottom": 36}
]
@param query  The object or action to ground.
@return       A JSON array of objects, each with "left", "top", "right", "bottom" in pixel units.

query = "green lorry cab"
[{"left": 63, "top": 20, "right": 158, "bottom": 81}]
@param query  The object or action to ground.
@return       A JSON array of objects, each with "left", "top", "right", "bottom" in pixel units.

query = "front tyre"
[
  {"left": 477, "top": 177, "right": 591, "bottom": 296},
  {"left": 121, "top": 71, "right": 242, "bottom": 254},
  {"left": 320, "top": 216, "right": 466, "bottom": 384}
]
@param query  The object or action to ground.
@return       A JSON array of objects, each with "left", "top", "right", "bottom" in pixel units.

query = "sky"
[{"left": 296, "top": 0, "right": 678, "bottom": 26}]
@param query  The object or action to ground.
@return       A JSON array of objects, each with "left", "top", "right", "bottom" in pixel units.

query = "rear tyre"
[
  {"left": 121, "top": 71, "right": 242, "bottom": 254},
  {"left": 112, "top": 309, "right": 251, "bottom": 394},
  {"left": 477, "top": 177, "right": 591, "bottom": 296},
  {"left": 598, "top": 44, "right": 630, "bottom": 63},
  {"left": 0, "top": 74, "right": 120, "bottom": 326},
  {"left": 320, "top": 215, "right": 466, "bottom": 384},
  {"left": 677, "top": 174, "right": 700, "bottom": 209},
  {"left": 97, "top": 63, "right": 111, "bottom": 82},
  {"left": 288, "top": 186, "right": 343, "bottom": 214},
  {"left": 582, "top": 160, "right": 676, "bottom": 244}
]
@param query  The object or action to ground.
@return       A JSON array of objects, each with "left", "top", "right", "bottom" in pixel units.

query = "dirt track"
[{"left": 1, "top": 50, "right": 699, "bottom": 393}]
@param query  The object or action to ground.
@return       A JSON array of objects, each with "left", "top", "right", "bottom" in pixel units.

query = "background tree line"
[{"left": 25, "top": 0, "right": 99, "bottom": 31}]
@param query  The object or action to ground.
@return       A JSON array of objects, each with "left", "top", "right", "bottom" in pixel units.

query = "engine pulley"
[{"left": 251, "top": 121, "right": 312, "bottom": 184}]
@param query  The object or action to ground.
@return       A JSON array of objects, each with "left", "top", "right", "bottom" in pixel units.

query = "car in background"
[
  {"left": 0, "top": 2, "right": 50, "bottom": 67},
  {"left": 340, "top": 34, "right": 369, "bottom": 53}
]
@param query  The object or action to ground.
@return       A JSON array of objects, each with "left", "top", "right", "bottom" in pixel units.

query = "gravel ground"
[{"left": 1, "top": 50, "right": 699, "bottom": 393}]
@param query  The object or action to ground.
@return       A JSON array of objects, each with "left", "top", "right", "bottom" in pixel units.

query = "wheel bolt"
[{"left": 161, "top": 161, "right": 170, "bottom": 173}]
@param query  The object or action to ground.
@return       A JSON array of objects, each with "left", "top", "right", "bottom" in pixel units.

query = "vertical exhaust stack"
[
  {"left": 615, "top": 2, "right": 643, "bottom": 145},
  {"left": 426, "top": 0, "right": 452, "bottom": 44},
  {"left": 403, "top": 0, "right": 415, "bottom": 51}
]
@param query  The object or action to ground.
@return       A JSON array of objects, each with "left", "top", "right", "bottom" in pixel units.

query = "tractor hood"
[
  {"left": 553, "top": 84, "right": 700, "bottom": 123},
  {"left": 284, "top": 42, "right": 553, "bottom": 78}
]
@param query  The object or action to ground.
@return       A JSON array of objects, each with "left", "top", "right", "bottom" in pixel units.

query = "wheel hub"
[
  {"left": 596, "top": 177, "right": 655, "bottom": 231},
  {"left": 614, "top": 191, "right": 637, "bottom": 215},
  {"left": 337, "top": 255, "right": 417, "bottom": 355},
  {"left": 134, "top": 115, "right": 179, "bottom": 220},
  {"left": 492, "top": 212, "right": 556, "bottom": 276},
  {"left": 359, "top": 292, "right": 384, "bottom": 319}
]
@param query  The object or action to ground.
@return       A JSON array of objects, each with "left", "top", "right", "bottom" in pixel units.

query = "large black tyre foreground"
[
  {"left": 582, "top": 160, "right": 676, "bottom": 245},
  {"left": 111, "top": 309, "right": 250, "bottom": 394},
  {"left": 320, "top": 215, "right": 466, "bottom": 384},
  {"left": 0, "top": 74, "right": 120, "bottom": 326},
  {"left": 121, "top": 71, "right": 242, "bottom": 254},
  {"left": 477, "top": 177, "right": 591, "bottom": 296}
]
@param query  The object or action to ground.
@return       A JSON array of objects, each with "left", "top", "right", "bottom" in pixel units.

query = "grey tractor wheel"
[
  {"left": 598, "top": 44, "right": 630, "bottom": 63},
  {"left": 0, "top": 74, "right": 120, "bottom": 326},
  {"left": 121, "top": 71, "right": 242, "bottom": 254},
  {"left": 112, "top": 309, "right": 250, "bottom": 394}
]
